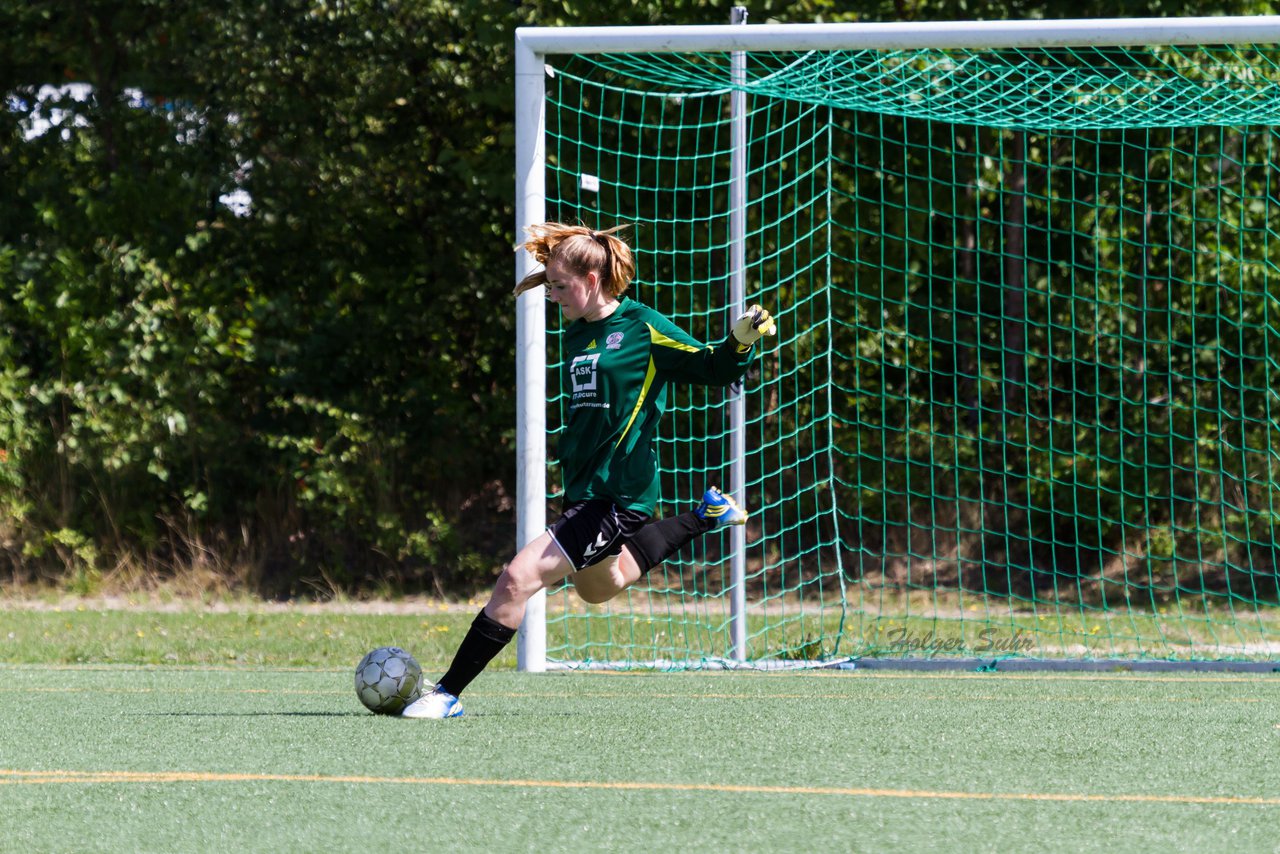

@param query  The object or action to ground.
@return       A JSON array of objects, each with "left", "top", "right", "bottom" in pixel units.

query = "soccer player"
[{"left": 401, "top": 222, "right": 776, "bottom": 718}]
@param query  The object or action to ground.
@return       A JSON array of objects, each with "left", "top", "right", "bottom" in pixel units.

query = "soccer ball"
[{"left": 354, "top": 646, "right": 423, "bottom": 715}]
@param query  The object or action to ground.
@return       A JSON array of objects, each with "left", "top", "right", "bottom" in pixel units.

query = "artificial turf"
[{"left": 2, "top": 661, "right": 1277, "bottom": 852}]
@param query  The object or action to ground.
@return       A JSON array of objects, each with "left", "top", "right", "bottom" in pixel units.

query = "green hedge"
[{"left": 0, "top": 0, "right": 1268, "bottom": 593}]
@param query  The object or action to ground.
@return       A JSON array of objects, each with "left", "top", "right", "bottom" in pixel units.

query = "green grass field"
[{"left": 2, "top": 605, "right": 1278, "bottom": 852}]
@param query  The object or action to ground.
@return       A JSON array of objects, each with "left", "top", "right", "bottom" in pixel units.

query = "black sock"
[
  {"left": 626, "top": 511, "right": 714, "bottom": 574},
  {"left": 437, "top": 609, "right": 516, "bottom": 697}
]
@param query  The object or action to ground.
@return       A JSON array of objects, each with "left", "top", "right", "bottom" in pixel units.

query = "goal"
[{"left": 514, "top": 16, "right": 1280, "bottom": 671}]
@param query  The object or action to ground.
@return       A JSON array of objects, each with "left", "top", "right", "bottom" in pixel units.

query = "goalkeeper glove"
[{"left": 731, "top": 304, "right": 777, "bottom": 353}]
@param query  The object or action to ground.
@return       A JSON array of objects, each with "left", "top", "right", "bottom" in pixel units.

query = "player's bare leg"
[
  {"left": 403, "top": 489, "right": 748, "bottom": 719},
  {"left": 402, "top": 532, "right": 572, "bottom": 719},
  {"left": 571, "top": 548, "right": 643, "bottom": 604},
  {"left": 484, "top": 532, "right": 576, "bottom": 627}
]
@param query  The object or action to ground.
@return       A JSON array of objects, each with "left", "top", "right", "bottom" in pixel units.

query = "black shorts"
[{"left": 548, "top": 499, "right": 652, "bottom": 571}]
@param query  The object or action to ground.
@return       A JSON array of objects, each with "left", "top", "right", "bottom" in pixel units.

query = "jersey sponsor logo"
[
  {"left": 570, "top": 353, "right": 601, "bottom": 396},
  {"left": 586, "top": 339, "right": 597, "bottom": 350},
  {"left": 606, "top": 332, "right": 625, "bottom": 350}
]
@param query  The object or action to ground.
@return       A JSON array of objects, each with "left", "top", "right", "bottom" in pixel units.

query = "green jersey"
[{"left": 557, "top": 296, "right": 756, "bottom": 513}]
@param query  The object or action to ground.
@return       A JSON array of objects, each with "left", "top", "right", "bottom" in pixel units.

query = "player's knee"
[{"left": 494, "top": 559, "right": 542, "bottom": 603}]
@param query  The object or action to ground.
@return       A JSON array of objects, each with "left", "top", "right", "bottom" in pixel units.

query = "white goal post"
[{"left": 513, "top": 16, "right": 1280, "bottom": 672}]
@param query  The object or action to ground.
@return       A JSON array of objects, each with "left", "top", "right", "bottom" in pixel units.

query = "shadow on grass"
[
  {"left": 132, "top": 711, "right": 368, "bottom": 718},
  {"left": 133, "top": 710, "right": 567, "bottom": 718}
]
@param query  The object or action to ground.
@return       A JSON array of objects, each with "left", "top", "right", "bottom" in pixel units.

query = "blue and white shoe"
[
  {"left": 695, "top": 486, "right": 749, "bottom": 528},
  {"left": 400, "top": 685, "right": 464, "bottom": 719}
]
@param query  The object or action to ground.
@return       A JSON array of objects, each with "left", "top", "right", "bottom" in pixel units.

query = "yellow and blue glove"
[{"left": 731, "top": 304, "right": 778, "bottom": 353}]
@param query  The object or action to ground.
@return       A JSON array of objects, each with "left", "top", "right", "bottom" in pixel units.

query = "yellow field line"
[{"left": 1, "top": 768, "right": 1276, "bottom": 806}]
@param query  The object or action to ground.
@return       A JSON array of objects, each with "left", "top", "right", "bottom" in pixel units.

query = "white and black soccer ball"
[{"left": 354, "top": 646, "right": 423, "bottom": 715}]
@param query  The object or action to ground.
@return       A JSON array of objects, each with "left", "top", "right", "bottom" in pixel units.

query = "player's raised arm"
[{"left": 646, "top": 302, "right": 780, "bottom": 387}]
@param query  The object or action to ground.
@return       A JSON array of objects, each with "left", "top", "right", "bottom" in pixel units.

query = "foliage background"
[{"left": 0, "top": 0, "right": 1274, "bottom": 596}]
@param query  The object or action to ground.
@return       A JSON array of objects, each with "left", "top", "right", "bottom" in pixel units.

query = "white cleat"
[{"left": 400, "top": 686, "right": 464, "bottom": 719}]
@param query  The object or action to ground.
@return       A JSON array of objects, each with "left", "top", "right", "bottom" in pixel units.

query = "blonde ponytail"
[{"left": 514, "top": 223, "right": 634, "bottom": 297}]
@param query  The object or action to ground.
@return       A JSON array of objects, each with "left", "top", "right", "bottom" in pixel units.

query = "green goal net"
[{"left": 530, "top": 30, "right": 1280, "bottom": 668}]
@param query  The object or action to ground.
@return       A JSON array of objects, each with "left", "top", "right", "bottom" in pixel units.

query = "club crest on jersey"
[{"left": 606, "top": 332, "right": 625, "bottom": 350}]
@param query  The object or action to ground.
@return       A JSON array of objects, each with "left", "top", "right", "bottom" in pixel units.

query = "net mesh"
[{"left": 538, "top": 42, "right": 1280, "bottom": 667}]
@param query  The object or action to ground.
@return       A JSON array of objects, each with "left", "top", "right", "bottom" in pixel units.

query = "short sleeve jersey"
[{"left": 557, "top": 296, "right": 756, "bottom": 513}]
